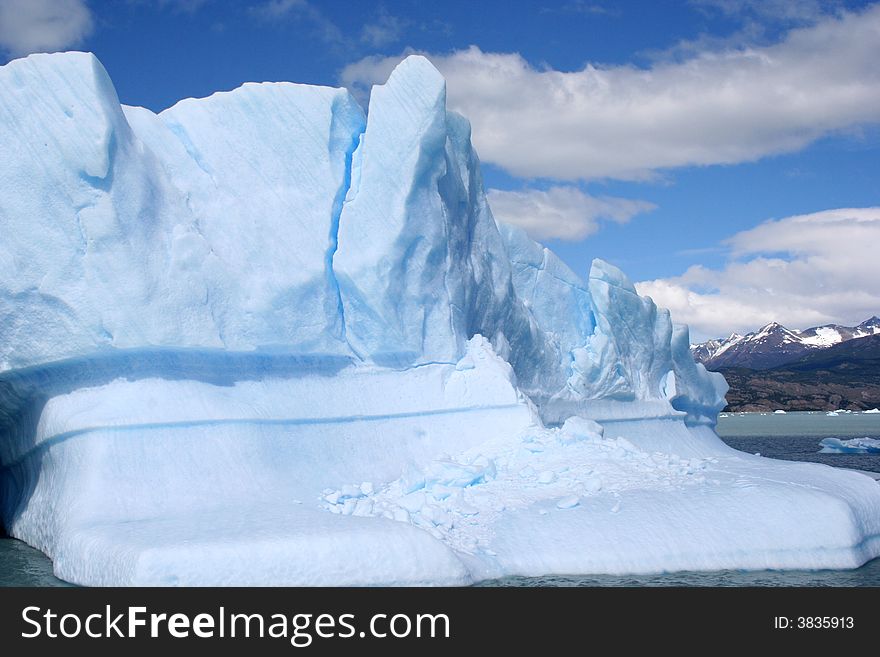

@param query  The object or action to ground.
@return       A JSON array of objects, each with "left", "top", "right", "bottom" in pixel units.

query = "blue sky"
[{"left": 0, "top": 0, "right": 878, "bottom": 340}]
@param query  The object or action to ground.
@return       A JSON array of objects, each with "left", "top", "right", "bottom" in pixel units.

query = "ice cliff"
[{"left": 1, "top": 53, "right": 878, "bottom": 585}]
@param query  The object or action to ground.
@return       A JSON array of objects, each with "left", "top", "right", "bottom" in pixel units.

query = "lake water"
[
  {"left": 716, "top": 410, "right": 880, "bottom": 475},
  {"left": 3, "top": 411, "right": 880, "bottom": 587},
  {"left": 0, "top": 538, "right": 72, "bottom": 587}
]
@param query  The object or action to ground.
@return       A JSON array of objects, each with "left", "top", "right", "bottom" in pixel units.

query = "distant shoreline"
[{"left": 717, "top": 365, "right": 880, "bottom": 413}]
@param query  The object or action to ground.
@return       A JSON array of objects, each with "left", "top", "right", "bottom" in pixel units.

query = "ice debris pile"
[
  {"left": 1, "top": 52, "right": 879, "bottom": 585},
  {"left": 322, "top": 417, "right": 722, "bottom": 557}
]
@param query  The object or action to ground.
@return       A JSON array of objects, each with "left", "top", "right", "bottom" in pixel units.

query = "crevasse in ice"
[{"left": 1, "top": 53, "right": 877, "bottom": 585}]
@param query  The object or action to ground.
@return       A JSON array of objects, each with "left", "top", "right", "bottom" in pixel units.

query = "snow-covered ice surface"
[
  {"left": 820, "top": 438, "right": 880, "bottom": 454},
  {"left": 1, "top": 52, "right": 879, "bottom": 585}
]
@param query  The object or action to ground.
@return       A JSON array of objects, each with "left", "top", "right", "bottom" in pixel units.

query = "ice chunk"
[
  {"left": 537, "top": 471, "right": 557, "bottom": 484},
  {"left": 399, "top": 492, "right": 427, "bottom": 513},
  {"left": 583, "top": 476, "right": 603, "bottom": 494},
  {"left": 424, "top": 459, "right": 495, "bottom": 488},
  {"left": 556, "top": 496, "right": 580, "bottom": 509},
  {"left": 819, "top": 437, "right": 880, "bottom": 454},
  {"left": 561, "top": 416, "right": 604, "bottom": 441}
]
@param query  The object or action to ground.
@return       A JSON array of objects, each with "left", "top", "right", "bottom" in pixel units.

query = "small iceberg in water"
[{"left": 819, "top": 437, "right": 880, "bottom": 454}]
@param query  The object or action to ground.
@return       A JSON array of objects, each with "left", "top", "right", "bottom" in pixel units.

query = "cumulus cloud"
[
  {"left": 0, "top": 0, "right": 93, "bottom": 57},
  {"left": 488, "top": 186, "right": 654, "bottom": 241},
  {"left": 635, "top": 208, "right": 880, "bottom": 340},
  {"left": 341, "top": 5, "right": 880, "bottom": 181}
]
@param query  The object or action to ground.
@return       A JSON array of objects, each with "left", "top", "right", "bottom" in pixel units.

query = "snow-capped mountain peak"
[
  {"left": 691, "top": 316, "right": 880, "bottom": 369},
  {"left": 857, "top": 316, "right": 880, "bottom": 334}
]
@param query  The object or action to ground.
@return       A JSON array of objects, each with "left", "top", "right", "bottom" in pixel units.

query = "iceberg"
[
  {"left": 820, "top": 438, "right": 880, "bottom": 454},
  {"left": 1, "top": 52, "right": 879, "bottom": 585}
]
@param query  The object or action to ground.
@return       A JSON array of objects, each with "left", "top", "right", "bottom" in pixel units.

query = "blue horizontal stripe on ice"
[
  {"left": 0, "top": 347, "right": 356, "bottom": 394},
  {"left": 0, "top": 347, "right": 457, "bottom": 466},
  {"left": 1, "top": 402, "right": 523, "bottom": 472}
]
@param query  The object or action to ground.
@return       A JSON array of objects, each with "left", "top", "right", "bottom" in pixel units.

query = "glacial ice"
[
  {"left": 820, "top": 437, "right": 880, "bottom": 454},
  {"left": 1, "top": 52, "right": 879, "bottom": 585}
]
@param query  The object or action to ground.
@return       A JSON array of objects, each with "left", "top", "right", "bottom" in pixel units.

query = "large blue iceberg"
[{"left": 1, "top": 52, "right": 878, "bottom": 585}]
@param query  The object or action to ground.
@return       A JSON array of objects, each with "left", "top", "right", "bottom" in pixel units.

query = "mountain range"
[
  {"left": 691, "top": 316, "right": 880, "bottom": 370},
  {"left": 691, "top": 317, "right": 880, "bottom": 412}
]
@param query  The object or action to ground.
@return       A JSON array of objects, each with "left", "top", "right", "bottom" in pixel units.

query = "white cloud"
[
  {"left": 488, "top": 186, "right": 654, "bottom": 241},
  {"left": 0, "top": 0, "right": 93, "bottom": 57},
  {"left": 635, "top": 208, "right": 880, "bottom": 340},
  {"left": 360, "top": 9, "right": 405, "bottom": 48},
  {"left": 341, "top": 5, "right": 880, "bottom": 181}
]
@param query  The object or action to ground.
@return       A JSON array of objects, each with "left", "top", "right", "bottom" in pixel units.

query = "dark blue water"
[
  {"left": 0, "top": 537, "right": 72, "bottom": 586},
  {"left": 3, "top": 412, "right": 880, "bottom": 587},
  {"left": 479, "top": 558, "right": 880, "bottom": 587}
]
